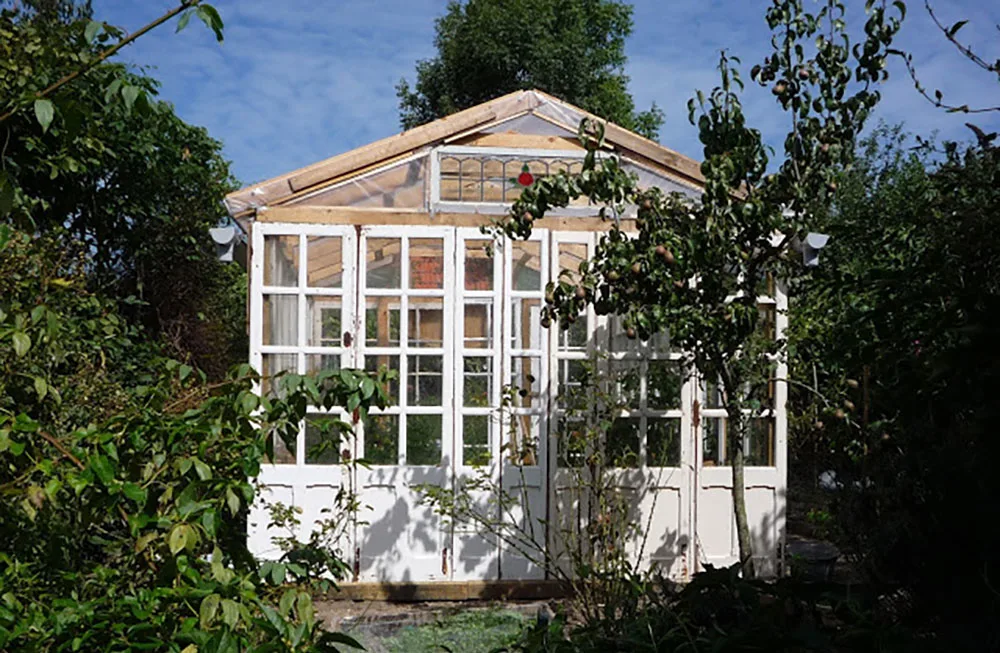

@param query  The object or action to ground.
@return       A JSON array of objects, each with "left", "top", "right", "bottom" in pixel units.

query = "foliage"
[
  {"left": 789, "top": 124, "right": 1000, "bottom": 649},
  {"left": 0, "top": 225, "right": 394, "bottom": 650},
  {"left": 488, "top": 0, "right": 903, "bottom": 576},
  {"left": 504, "top": 565, "right": 924, "bottom": 653},
  {"left": 0, "top": 3, "right": 244, "bottom": 378},
  {"left": 396, "top": 0, "right": 663, "bottom": 139}
]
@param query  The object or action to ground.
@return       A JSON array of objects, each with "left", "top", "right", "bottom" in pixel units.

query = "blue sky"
[{"left": 91, "top": 0, "right": 1000, "bottom": 187}]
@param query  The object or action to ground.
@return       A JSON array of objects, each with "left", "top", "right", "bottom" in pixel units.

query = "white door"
[
  {"left": 450, "top": 229, "right": 505, "bottom": 580},
  {"left": 548, "top": 232, "right": 694, "bottom": 581},
  {"left": 499, "top": 232, "right": 550, "bottom": 579},
  {"left": 247, "top": 223, "right": 358, "bottom": 561},
  {"left": 694, "top": 283, "right": 787, "bottom": 576},
  {"left": 355, "top": 227, "right": 456, "bottom": 581}
]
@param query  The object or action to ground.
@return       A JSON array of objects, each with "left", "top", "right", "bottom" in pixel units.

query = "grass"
[{"left": 379, "top": 608, "right": 528, "bottom": 653}]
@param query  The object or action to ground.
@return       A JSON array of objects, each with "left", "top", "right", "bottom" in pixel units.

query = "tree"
[
  {"left": 894, "top": 1, "right": 999, "bottom": 115},
  {"left": 788, "top": 122, "right": 1000, "bottom": 644},
  {"left": 491, "top": 0, "right": 903, "bottom": 577},
  {"left": 1, "top": 4, "right": 243, "bottom": 377},
  {"left": 396, "top": 0, "right": 664, "bottom": 139}
]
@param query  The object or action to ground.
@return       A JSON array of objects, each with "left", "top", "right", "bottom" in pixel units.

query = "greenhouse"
[{"left": 225, "top": 90, "right": 788, "bottom": 587}]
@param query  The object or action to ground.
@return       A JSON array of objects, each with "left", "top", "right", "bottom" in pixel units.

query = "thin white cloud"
[{"left": 92, "top": 0, "right": 999, "bottom": 184}]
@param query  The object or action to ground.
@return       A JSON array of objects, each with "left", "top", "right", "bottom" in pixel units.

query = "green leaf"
[
  {"left": 317, "top": 632, "right": 366, "bottom": 650},
  {"left": 220, "top": 598, "right": 239, "bottom": 628},
  {"left": 12, "top": 331, "right": 30, "bottom": 357},
  {"left": 33, "top": 376, "right": 47, "bottom": 400},
  {"left": 947, "top": 20, "right": 968, "bottom": 38},
  {"left": 34, "top": 99, "right": 54, "bottom": 133},
  {"left": 201, "top": 508, "right": 217, "bottom": 536},
  {"left": 84, "top": 20, "right": 102, "bottom": 43},
  {"left": 121, "top": 85, "right": 139, "bottom": 112},
  {"left": 193, "top": 458, "right": 212, "bottom": 481},
  {"left": 90, "top": 455, "right": 115, "bottom": 486},
  {"left": 225, "top": 487, "right": 241, "bottom": 515},
  {"left": 270, "top": 562, "right": 286, "bottom": 585},
  {"left": 240, "top": 391, "right": 259, "bottom": 413},
  {"left": 123, "top": 483, "right": 147, "bottom": 504},
  {"left": 200, "top": 593, "right": 220, "bottom": 628},
  {"left": 176, "top": 9, "right": 193, "bottom": 33},
  {"left": 360, "top": 376, "right": 375, "bottom": 399},
  {"left": 295, "top": 591, "right": 315, "bottom": 627},
  {"left": 168, "top": 524, "right": 190, "bottom": 555},
  {"left": 179, "top": 364, "right": 193, "bottom": 381},
  {"left": 196, "top": 4, "right": 225, "bottom": 42}
]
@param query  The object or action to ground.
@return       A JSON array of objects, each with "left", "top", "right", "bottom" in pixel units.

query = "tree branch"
[{"left": 0, "top": 1, "right": 203, "bottom": 124}]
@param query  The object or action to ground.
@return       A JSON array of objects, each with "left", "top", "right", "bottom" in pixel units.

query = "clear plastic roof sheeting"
[
  {"left": 290, "top": 154, "right": 429, "bottom": 209},
  {"left": 223, "top": 90, "right": 704, "bottom": 218}
]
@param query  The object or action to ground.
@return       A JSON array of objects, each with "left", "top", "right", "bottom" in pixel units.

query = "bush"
[{"left": 0, "top": 225, "right": 390, "bottom": 651}]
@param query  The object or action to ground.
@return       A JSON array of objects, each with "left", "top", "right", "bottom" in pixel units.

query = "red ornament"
[{"left": 515, "top": 163, "right": 534, "bottom": 186}]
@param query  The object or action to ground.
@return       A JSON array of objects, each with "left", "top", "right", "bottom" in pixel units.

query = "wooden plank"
[
  {"left": 259, "top": 206, "right": 637, "bottom": 232},
  {"left": 325, "top": 580, "right": 568, "bottom": 602},
  {"left": 452, "top": 132, "right": 585, "bottom": 151}
]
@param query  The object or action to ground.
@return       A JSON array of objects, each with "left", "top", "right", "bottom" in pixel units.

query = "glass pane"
[
  {"left": 297, "top": 157, "right": 427, "bottom": 209},
  {"left": 607, "top": 418, "right": 640, "bottom": 468},
  {"left": 648, "top": 419, "right": 681, "bottom": 467},
  {"left": 363, "top": 414, "right": 398, "bottom": 464},
  {"left": 465, "top": 240, "right": 494, "bottom": 290},
  {"left": 366, "top": 237, "right": 402, "bottom": 288},
  {"left": 410, "top": 238, "right": 444, "bottom": 289},
  {"left": 747, "top": 418, "right": 775, "bottom": 466},
  {"left": 306, "top": 354, "right": 340, "bottom": 376},
  {"left": 557, "top": 358, "right": 589, "bottom": 409},
  {"left": 512, "top": 240, "right": 542, "bottom": 291},
  {"left": 559, "top": 317, "right": 588, "bottom": 350},
  {"left": 365, "top": 355, "right": 400, "bottom": 404},
  {"left": 307, "top": 297, "right": 342, "bottom": 347},
  {"left": 511, "top": 298, "right": 543, "bottom": 350},
  {"left": 558, "top": 243, "right": 587, "bottom": 285},
  {"left": 463, "top": 415, "right": 490, "bottom": 466},
  {"left": 647, "top": 360, "right": 682, "bottom": 410},
  {"left": 262, "top": 354, "right": 296, "bottom": 397},
  {"left": 610, "top": 359, "right": 641, "bottom": 407},
  {"left": 263, "top": 295, "right": 297, "bottom": 346},
  {"left": 306, "top": 236, "right": 343, "bottom": 288},
  {"left": 305, "top": 415, "right": 341, "bottom": 465},
  {"left": 264, "top": 235, "right": 299, "bottom": 287},
  {"left": 511, "top": 356, "right": 542, "bottom": 408},
  {"left": 703, "top": 417, "right": 726, "bottom": 466},
  {"left": 464, "top": 357, "right": 493, "bottom": 407},
  {"left": 408, "top": 298, "right": 444, "bottom": 348},
  {"left": 365, "top": 299, "right": 401, "bottom": 347},
  {"left": 508, "top": 414, "right": 539, "bottom": 466},
  {"left": 407, "top": 414, "right": 442, "bottom": 465},
  {"left": 464, "top": 302, "right": 492, "bottom": 349},
  {"left": 408, "top": 355, "right": 443, "bottom": 406}
]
